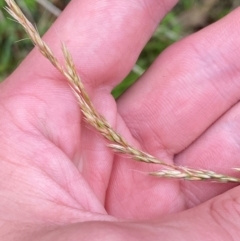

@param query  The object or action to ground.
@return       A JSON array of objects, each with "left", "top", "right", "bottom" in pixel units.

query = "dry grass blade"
[
  {"left": 5, "top": 0, "right": 64, "bottom": 72},
  {"left": 36, "top": 0, "right": 61, "bottom": 17},
  {"left": 150, "top": 168, "right": 240, "bottom": 183},
  {"left": 5, "top": 0, "right": 240, "bottom": 183}
]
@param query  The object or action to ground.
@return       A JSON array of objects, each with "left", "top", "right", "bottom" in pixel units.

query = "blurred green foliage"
[
  {"left": 0, "top": 0, "right": 56, "bottom": 81},
  {"left": 112, "top": 0, "right": 240, "bottom": 98},
  {"left": 0, "top": 0, "right": 239, "bottom": 98}
]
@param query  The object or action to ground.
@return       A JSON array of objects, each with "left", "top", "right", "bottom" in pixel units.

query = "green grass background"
[{"left": 0, "top": 0, "right": 239, "bottom": 97}]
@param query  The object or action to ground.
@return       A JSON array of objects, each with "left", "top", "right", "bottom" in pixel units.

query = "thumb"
[
  {"left": 38, "top": 187, "right": 239, "bottom": 241},
  {"left": 156, "top": 186, "right": 240, "bottom": 240}
]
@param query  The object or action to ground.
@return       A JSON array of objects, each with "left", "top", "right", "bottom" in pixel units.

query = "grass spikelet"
[{"left": 5, "top": 0, "right": 240, "bottom": 183}]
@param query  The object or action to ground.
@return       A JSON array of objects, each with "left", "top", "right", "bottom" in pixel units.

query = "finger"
[
  {"left": 175, "top": 101, "right": 240, "bottom": 208},
  {"left": 8, "top": 0, "right": 178, "bottom": 90},
  {"left": 117, "top": 7, "right": 240, "bottom": 158},
  {"left": 107, "top": 8, "right": 240, "bottom": 219}
]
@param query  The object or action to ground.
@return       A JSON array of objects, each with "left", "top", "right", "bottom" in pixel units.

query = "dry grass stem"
[
  {"left": 36, "top": 0, "right": 61, "bottom": 17},
  {"left": 150, "top": 168, "right": 240, "bottom": 183},
  {"left": 5, "top": 0, "right": 240, "bottom": 183}
]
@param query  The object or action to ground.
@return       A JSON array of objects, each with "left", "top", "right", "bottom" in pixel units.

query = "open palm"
[{"left": 1, "top": 0, "right": 240, "bottom": 240}]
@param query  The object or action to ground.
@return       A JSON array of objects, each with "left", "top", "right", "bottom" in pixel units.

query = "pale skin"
[{"left": 1, "top": 0, "right": 240, "bottom": 240}]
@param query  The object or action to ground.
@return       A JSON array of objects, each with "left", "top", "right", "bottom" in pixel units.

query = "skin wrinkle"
[
  {"left": 140, "top": 0, "right": 178, "bottom": 24},
  {"left": 168, "top": 186, "right": 187, "bottom": 212},
  {"left": 39, "top": 161, "right": 84, "bottom": 209},
  {"left": 0, "top": 173, "right": 86, "bottom": 224},
  {"left": 139, "top": 0, "right": 161, "bottom": 24},
  {"left": 19, "top": 101, "right": 62, "bottom": 149},
  {"left": 179, "top": 181, "right": 203, "bottom": 209},
  {"left": 146, "top": 124, "right": 173, "bottom": 159},
  {"left": 13, "top": 154, "right": 82, "bottom": 210},
  {"left": 184, "top": 26, "right": 240, "bottom": 102},
  {"left": 34, "top": 180, "right": 96, "bottom": 221},
  {"left": 85, "top": 152, "right": 109, "bottom": 193},
  {"left": 0, "top": 157, "right": 22, "bottom": 191},
  {"left": 230, "top": 112, "right": 240, "bottom": 149},
  {"left": 208, "top": 200, "right": 236, "bottom": 241},
  {"left": 1, "top": 94, "right": 54, "bottom": 141},
  {"left": 184, "top": 52, "right": 236, "bottom": 113},
  {"left": 24, "top": 94, "right": 80, "bottom": 160},
  {"left": 175, "top": 99, "right": 240, "bottom": 207},
  {"left": 219, "top": 57, "right": 240, "bottom": 95},
  {"left": 212, "top": 193, "right": 240, "bottom": 229},
  {"left": 13, "top": 108, "right": 66, "bottom": 161},
  {"left": 122, "top": 89, "right": 188, "bottom": 157},
  {"left": 119, "top": 98, "right": 174, "bottom": 159},
  {"left": 3, "top": 115, "right": 103, "bottom": 214},
  {"left": 208, "top": 67, "right": 240, "bottom": 106}
]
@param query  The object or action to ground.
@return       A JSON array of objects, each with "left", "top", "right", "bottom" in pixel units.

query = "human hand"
[{"left": 1, "top": 0, "right": 240, "bottom": 240}]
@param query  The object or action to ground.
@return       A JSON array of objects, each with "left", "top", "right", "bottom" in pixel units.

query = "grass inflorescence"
[{"left": 5, "top": 0, "right": 240, "bottom": 183}]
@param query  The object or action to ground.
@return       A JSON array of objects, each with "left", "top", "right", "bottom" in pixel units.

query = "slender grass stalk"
[
  {"left": 36, "top": 0, "right": 61, "bottom": 17},
  {"left": 5, "top": 0, "right": 240, "bottom": 183}
]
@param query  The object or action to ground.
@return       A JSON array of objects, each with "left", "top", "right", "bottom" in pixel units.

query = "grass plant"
[{"left": 4, "top": 0, "right": 240, "bottom": 183}]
